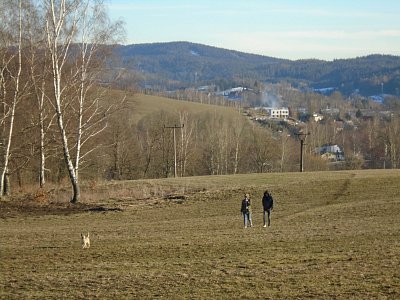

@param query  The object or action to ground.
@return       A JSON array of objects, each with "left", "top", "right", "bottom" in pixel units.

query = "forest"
[
  {"left": 1, "top": 0, "right": 400, "bottom": 204},
  {"left": 112, "top": 42, "right": 400, "bottom": 96}
]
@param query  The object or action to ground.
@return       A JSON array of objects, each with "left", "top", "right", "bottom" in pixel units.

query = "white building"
[
  {"left": 312, "top": 113, "right": 324, "bottom": 122},
  {"left": 265, "top": 107, "right": 289, "bottom": 119},
  {"left": 316, "top": 144, "right": 345, "bottom": 161}
]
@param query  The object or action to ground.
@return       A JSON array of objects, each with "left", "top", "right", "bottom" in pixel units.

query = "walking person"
[
  {"left": 262, "top": 190, "right": 274, "bottom": 227},
  {"left": 241, "top": 193, "right": 253, "bottom": 228}
]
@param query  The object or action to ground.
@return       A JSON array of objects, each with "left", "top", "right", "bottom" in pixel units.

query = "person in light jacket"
[{"left": 240, "top": 193, "right": 253, "bottom": 228}]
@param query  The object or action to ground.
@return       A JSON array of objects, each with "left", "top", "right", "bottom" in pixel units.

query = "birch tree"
[
  {"left": 203, "top": 112, "right": 222, "bottom": 175},
  {"left": 0, "top": 0, "right": 24, "bottom": 197},
  {"left": 44, "top": 0, "right": 80, "bottom": 202},
  {"left": 387, "top": 115, "right": 400, "bottom": 169},
  {"left": 44, "top": 0, "right": 124, "bottom": 203},
  {"left": 178, "top": 110, "right": 194, "bottom": 177},
  {"left": 72, "top": 0, "right": 124, "bottom": 181},
  {"left": 231, "top": 115, "right": 246, "bottom": 175},
  {"left": 25, "top": 1, "right": 56, "bottom": 188}
]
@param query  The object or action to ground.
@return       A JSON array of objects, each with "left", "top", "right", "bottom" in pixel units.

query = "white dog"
[{"left": 81, "top": 232, "right": 90, "bottom": 249}]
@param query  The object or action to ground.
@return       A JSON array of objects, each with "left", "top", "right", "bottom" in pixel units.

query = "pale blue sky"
[{"left": 107, "top": 0, "right": 400, "bottom": 60}]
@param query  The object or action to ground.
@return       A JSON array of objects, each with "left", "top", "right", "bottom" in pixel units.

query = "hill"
[
  {"left": 111, "top": 41, "right": 400, "bottom": 96},
  {"left": 1, "top": 169, "right": 399, "bottom": 298},
  {"left": 120, "top": 91, "right": 243, "bottom": 123}
]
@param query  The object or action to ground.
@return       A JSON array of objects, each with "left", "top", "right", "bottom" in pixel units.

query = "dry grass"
[
  {"left": 1, "top": 169, "right": 400, "bottom": 299},
  {"left": 108, "top": 90, "right": 243, "bottom": 125}
]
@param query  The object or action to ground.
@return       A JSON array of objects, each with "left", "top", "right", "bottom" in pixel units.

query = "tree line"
[{"left": 103, "top": 108, "right": 300, "bottom": 181}]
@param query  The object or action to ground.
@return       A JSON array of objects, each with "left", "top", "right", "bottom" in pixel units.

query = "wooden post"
[{"left": 295, "top": 132, "right": 310, "bottom": 172}]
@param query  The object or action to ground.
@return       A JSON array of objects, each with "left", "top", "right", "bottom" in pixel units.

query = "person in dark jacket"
[
  {"left": 240, "top": 193, "right": 253, "bottom": 228},
  {"left": 262, "top": 190, "right": 274, "bottom": 227}
]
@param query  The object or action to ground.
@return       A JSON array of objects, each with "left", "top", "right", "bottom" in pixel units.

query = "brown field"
[
  {"left": 110, "top": 90, "right": 244, "bottom": 124},
  {"left": 1, "top": 169, "right": 400, "bottom": 299}
]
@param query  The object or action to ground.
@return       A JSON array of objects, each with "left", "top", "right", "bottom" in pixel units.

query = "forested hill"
[{"left": 112, "top": 41, "right": 400, "bottom": 96}]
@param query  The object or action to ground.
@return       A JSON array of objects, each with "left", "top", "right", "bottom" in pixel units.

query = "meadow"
[
  {"left": 1, "top": 169, "right": 399, "bottom": 299},
  {"left": 111, "top": 90, "right": 244, "bottom": 125}
]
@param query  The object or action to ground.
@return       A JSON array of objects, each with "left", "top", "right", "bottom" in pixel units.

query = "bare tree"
[
  {"left": 279, "top": 130, "right": 294, "bottom": 172},
  {"left": 247, "top": 125, "right": 278, "bottom": 173},
  {"left": 202, "top": 112, "right": 223, "bottom": 175},
  {"left": 44, "top": 0, "right": 81, "bottom": 202},
  {"left": 178, "top": 110, "right": 194, "bottom": 177},
  {"left": 231, "top": 115, "right": 246, "bottom": 175},
  {"left": 0, "top": 0, "right": 24, "bottom": 197},
  {"left": 43, "top": 0, "right": 124, "bottom": 202},
  {"left": 139, "top": 126, "right": 162, "bottom": 178},
  {"left": 72, "top": 1, "right": 124, "bottom": 181},
  {"left": 387, "top": 115, "right": 400, "bottom": 169},
  {"left": 24, "top": 1, "right": 56, "bottom": 188},
  {"left": 135, "top": 111, "right": 175, "bottom": 178}
]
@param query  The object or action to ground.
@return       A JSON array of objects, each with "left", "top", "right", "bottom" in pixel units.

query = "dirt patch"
[
  {"left": 0, "top": 191, "right": 195, "bottom": 218},
  {"left": 0, "top": 198, "right": 99, "bottom": 218},
  {"left": 86, "top": 206, "right": 123, "bottom": 212}
]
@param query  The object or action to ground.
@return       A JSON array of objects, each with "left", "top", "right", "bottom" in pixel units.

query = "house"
[
  {"left": 321, "top": 107, "right": 340, "bottom": 116},
  {"left": 312, "top": 113, "right": 324, "bottom": 122},
  {"left": 316, "top": 144, "right": 345, "bottom": 161},
  {"left": 265, "top": 107, "right": 289, "bottom": 119}
]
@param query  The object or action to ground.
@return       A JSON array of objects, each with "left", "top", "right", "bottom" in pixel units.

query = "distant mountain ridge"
[{"left": 112, "top": 41, "right": 400, "bottom": 96}]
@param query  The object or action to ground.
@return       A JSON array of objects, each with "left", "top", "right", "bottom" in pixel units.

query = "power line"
[{"left": 295, "top": 132, "right": 310, "bottom": 172}]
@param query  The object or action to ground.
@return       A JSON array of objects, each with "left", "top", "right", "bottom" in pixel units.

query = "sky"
[{"left": 107, "top": 0, "right": 400, "bottom": 61}]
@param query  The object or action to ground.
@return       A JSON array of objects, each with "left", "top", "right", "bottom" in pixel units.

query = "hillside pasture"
[
  {"left": 111, "top": 90, "right": 244, "bottom": 124},
  {"left": 1, "top": 170, "right": 399, "bottom": 299}
]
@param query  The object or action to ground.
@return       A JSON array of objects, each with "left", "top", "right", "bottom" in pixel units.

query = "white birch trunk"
[
  {"left": 179, "top": 111, "right": 193, "bottom": 177},
  {"left": 29, "top": 36, "right": 50, "bottom": 188},
  {"left": 44, "top": 0, "right": 122, "bottom": 201},
  {"left": 0, "top": 0, "right": 22, "bottom": 197},
  {"left": 46, "top": 0, "right": 80, "bottom": 203}
]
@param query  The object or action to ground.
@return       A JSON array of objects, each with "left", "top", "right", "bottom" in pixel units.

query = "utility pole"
[
  {"left": 295, "top": 132, "right": 310, "bottom": 172},
  {"left": 164, "top": 124, "right": 184, "bottom": 178}
]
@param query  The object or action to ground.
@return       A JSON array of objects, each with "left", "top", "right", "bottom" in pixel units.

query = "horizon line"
[{"left": 116, "top": 40, "right": 400, "bottom": 62}]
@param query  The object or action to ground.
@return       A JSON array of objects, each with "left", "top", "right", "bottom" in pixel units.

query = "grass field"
[
  {"left": 110, "top": 90, "right": 244, "bottom": 125},
  {"left": 1, "top": 169, "right": 400, "bottom": 299}
]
